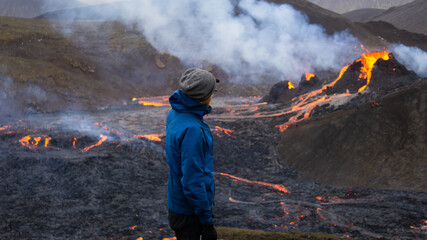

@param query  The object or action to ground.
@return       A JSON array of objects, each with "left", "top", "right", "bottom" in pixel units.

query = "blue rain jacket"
[{"left": 165, "top": 90, "right": 215, "bottom": 225}]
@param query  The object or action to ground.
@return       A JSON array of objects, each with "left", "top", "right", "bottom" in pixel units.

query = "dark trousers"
[{"left": 168, "top": 210, "right": 203, "bottom": 240}]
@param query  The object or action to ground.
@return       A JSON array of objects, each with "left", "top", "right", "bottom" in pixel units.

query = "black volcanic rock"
[
  {"left": 299, "top": 73, "right": 320, "bottom": 88},
  {"left": 278, "top": 83, "right": 427, "bottom": 192},
  {"left": 261, "top": 80, "right": 297, "bottom": 104}
]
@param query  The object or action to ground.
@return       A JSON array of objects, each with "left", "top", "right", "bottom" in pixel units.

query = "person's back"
[{"left": 165, "top": 68, "right": 219, "bottom": 240}]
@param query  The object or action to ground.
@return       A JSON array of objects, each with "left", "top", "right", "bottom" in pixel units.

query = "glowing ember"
[
  {"left": 72, "top": 138, "right": 77, "bottom": 148},
  {"left": 219, "top": 172, "right": 290, "bottom": 194},
  {"left": 132, "top": 97, "right": 169, "bottom": 107},
  {"left": 305, "top": 72, "right": 315, "bottom": 81},
  {"left": 44, "top": 137, "right": 51, "bottom": 147},
  {"left": 162, "top": 237, "right": 177, "bottom": 240},
  {"left": 19, "top": 135, "right": 51, "bottom": 150},
  {"left": 213, "top": 126, "right": 235, "bottom": 138},
  {"left": 129, "top": 225, "right": 136, "bottom": 230},
  {"left": 0, "top": 125, "right": 12, "bottom": 131},
  {"left": 229, "top": 197, "right": 246, "bottom": 203},
  {"left": 81, "top": 135, "right": 108, "bottom": 152},
  {"left": 134, "top": 134, "right": 163, "bottom": 142},
  {"left": 288, "top": 81, "right": 295, "bottom": 89}
]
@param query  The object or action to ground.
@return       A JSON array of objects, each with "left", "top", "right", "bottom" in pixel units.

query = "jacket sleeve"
[{"left": 180, "top": 126, "right": 213, "bottom": 225}]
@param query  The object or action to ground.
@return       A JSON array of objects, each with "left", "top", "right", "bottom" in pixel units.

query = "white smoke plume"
[
  {"left": 391, "top": 44, "right": 427, "bottom": 77},
  {"left": 42, "top": 0, "right": 362, "bottom": 82},
  {"left": 122, "top": 0, "right": 361, "bottom": 81}
]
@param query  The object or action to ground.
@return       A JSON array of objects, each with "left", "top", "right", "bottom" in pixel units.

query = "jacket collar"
[{"left": 169, "top": 90, "right": 212, "bottom": 117}]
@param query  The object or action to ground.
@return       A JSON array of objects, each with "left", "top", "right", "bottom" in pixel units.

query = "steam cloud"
[
  {"left": 43, "top": 0, "right": 362, "bottom": 82},
  {"left": 391, "top": 44, "right": 427, "bottom": 77},
  {"left": 0, "top": 72, "right": 48, "bottom": 116},
  {"left": 124, "top": 0, "right": 361, "bottom": 81}
]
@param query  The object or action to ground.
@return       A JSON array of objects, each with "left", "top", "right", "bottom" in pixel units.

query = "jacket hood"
[{"left": 169, "top": 90, "right": 212, "bottom": 116}]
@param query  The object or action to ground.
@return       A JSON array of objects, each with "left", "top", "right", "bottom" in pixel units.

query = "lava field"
[{"left": 0, "top": 94, "right": 426, "bottom": 240}]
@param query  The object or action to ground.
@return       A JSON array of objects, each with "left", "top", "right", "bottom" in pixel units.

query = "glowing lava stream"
[
  {"left": 218, "top": 172, "right": 290, "bottom": 194},
  {"left": 213, "top": 126, "right": 235, "bottom": 138},
  {"left": 356, "top": 51, "right": 389, "bottom": 92},
  {"left": 132, "top": 97, "right": 170, "bottom": 107},
  {"left": 81, "top": 135, "right": 108, "bottom": 152},
  {"left": 134, "top": 134, "right": 163, "bottom": 142}
]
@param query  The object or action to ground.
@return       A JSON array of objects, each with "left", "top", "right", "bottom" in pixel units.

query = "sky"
[{"left": 78, "top": 0, "right": 121, "bottom": 5}]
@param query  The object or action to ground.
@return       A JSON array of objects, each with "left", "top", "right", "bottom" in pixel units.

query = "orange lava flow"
[
  {"left": 288, "top": 81, "right": 295, "bottom": 89},
  {"left": 356, "top": 51, "right": 389, "bottom": 92},
  {"left": 0, "top": 125, "right": 12, "bottom": 131},
  {"left": 305, "top": 72, "right": 315, "bottom": 81},
  {"left": 214, "top": 126, "right": 235, "bottom": 137},
  {"left": 219, "top": 172, "right": 290, "bottom": 194},
  {"left": 19, "top": 135, "right": 50, "bottom": 150},
  {"left": 134, "top": 134, "right": 163, "bottom": 142},
  {"left": 44, "top": 137, "right": 51, "bottom": 147},
  {"left": 81, "top": 135, "right": 108, "bottom": 152},
  {"left": 274, "top": 51, "right": 387, "bottom": 132},
  {"left": 132, "top": 97, "right": 170, "bottom": 107},
  {"left": 276, "top": 92, "right": 351, "bottom": 132},
  {"left": 410, "top": 220, "right": 427, "bottom": 230}
]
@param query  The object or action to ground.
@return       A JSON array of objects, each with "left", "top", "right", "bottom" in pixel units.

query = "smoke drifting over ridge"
[
  {"left": 124, "top": 0, "right": 362, "bottom": 81},
  {"left": 43, "top": 0, "right": 363, "bottom": 82},
  {"left": 391, "top": 44, "right": 427, "bottom": 77}
]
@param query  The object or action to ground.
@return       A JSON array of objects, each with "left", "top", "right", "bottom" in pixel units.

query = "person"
[{"left": 165, "top": 68, "right": 219, "bottom": 240}]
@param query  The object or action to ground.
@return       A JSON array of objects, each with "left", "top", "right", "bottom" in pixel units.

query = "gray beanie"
[{"left": 179, "top": 68, "right": 218, "bottom": 102}]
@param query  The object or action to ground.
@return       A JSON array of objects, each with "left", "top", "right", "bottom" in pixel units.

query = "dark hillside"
[
  {"left": 266, "top": 0, "right": 427, "bottom": 51},
  {"left": 307, "top": 0, "right": 413, "bottom": 14},
  {"left": 278, "top": 83, "right": 427, "bottom": 192},
  {"left": 0, "top": 17, "right": 184, "bottom": 116},
  {"left": 343, "top": 8, "right": 385, "bottom": 22},
  {"left": 372, "top": 0, "right": 427, "bottom": 35}
]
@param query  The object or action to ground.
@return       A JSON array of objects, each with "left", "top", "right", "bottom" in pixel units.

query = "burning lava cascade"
[{"left": 275, "top": 51, "right": 391, "bottom": 132}]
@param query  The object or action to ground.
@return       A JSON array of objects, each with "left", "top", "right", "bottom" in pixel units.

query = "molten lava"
[
  {"left": 219, "top": 172, "right": 290, "bottom": 194},
  {"left": 213, "top": 126, "right": 235, "bottom": 138},
  {"left": 275, "top": 51, "right": 390, "bottom": 132},
  {"left": 132, "top": 97, "right": 169, "bottom": 107},
  {"left": 356, "top": 51, "right": 390, "bottom": 92},
  {"left": 19, "top": 135, "right": 51, "bottom": 150},
  {"left": 325, "top": 51, "right": 390, "bottom": 93},
  {"left": 0, "top": 125, "right": 12, "bottom": 131},
  {"left": 81, "top": 135, "right": 108, "bottom": 152},
  {"left": 305, "top": 72, "right": 315, "bottom": 81},
  {"left": 134, "top": 134, "right": 163, "bottom": 142},
  {"left": 288, "top": 81, "right": 295, "bottom": 89}
]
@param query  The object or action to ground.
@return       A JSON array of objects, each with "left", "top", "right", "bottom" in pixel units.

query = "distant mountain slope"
[
  {"left": 371, "top": 0, "right": 427, "bottom": 35},
  {"left": 307, "top": 0, "right": 413, "bottom": 14},
  {"left": 343, "top": 8, "right": 386, "bottom": 21},
  {"left": 0, "top": 0, "right": 85, "bottom": 18},
  {"left": 266, "top": 0, "right": 427, "bottom": 51}
]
